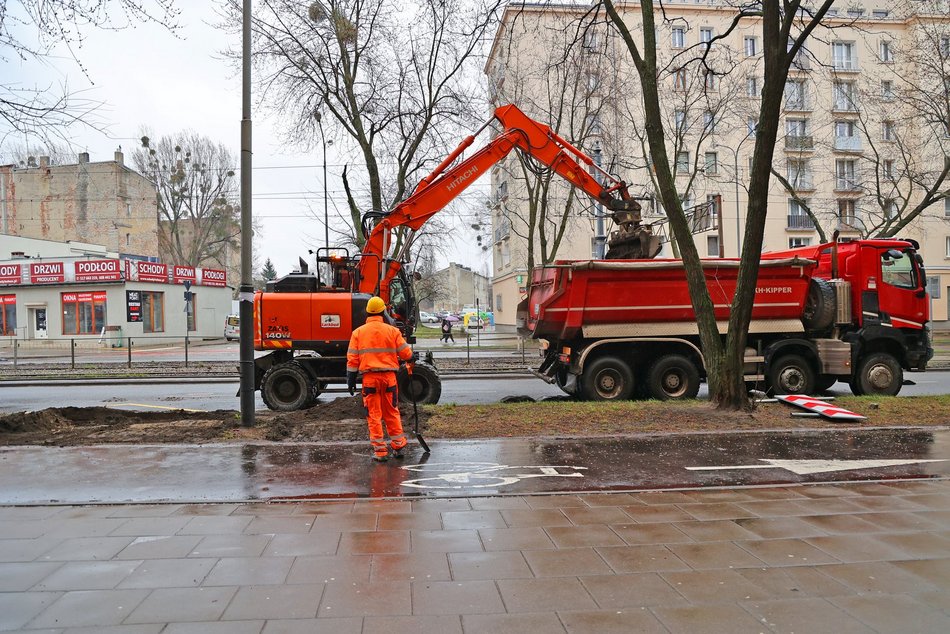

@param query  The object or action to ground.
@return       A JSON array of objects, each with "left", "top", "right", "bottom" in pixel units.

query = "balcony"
[
  {"left": 832, "top": 59, "right": 860, "bottom": 72},
  {"left": 834, "top": 136, "right": 863, "bottom": 152},
  {"left": 784, "top": 99, "right": 810, "bottom": 112},
  {"left": 787, "top": 214, "right": 816, "bottom": 230},
  {"left": 785, "top": 135, "right": 814, "bottom": 150},
  {"left": 835, "top": 178, "right": 861, "bottom": 192},
  {"left": 787, "top": 174, "right": 814, "bottom": 190}
]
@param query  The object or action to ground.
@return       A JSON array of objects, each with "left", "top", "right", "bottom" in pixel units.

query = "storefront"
[{"left": 0, "top": 257, "right": 233, "bottom": 345}]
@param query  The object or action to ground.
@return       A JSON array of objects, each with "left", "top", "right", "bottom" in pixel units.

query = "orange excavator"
[{"left": 252, "top": 104, "right": 660, "bottom": 411}]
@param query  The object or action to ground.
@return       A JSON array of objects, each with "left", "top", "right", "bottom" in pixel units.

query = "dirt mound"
[{"left": 0, "top": 397, "right": 429, "bottom": 446}]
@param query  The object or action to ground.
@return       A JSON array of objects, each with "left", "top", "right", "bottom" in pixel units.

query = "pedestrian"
[
  {"left": 440, "top": 317, "right": 455, "bottom": 343},
  {"left": 347, "top": 296, "right": 415, "bottom": 462}
]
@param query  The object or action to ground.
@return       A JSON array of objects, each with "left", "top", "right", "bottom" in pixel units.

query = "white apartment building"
[{"left": 487, "top": 1, "right": 950, "bottom": 328}]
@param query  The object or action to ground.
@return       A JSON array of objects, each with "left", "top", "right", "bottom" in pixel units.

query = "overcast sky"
[{"left": 3, "top": 3, "right": 490, "bottom": 279}]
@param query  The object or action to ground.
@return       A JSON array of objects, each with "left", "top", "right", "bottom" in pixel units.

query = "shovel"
[{"left": 407, "top": 364, "right": 431, "bottom": 454}]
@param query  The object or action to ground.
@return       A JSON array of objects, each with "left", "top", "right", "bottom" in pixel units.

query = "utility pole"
[{"left": 238, "top": 0, "right": 255, "bottom": 427}]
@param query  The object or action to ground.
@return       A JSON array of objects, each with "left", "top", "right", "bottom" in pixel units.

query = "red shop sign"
[
  {"left": 172, "top": 265, "right": 196, "bottom": 285},
  {"left": 136, "top": 261, "right": 168, "bottom": 282},
  {"left": 63, "top": 291, "right": 107, "bottom": 303},
  {"left": 1, "top": 294, "right": 16, "bottom": 304},
  {"left": 75, "top": 259, "right": 122, "bottom": 282},
  {"left": 30, "top": 262, "right": 65, "bottom": 284},
  {"left": 0, "top": 263, "right": 21, "bottom": 285},
  {"left": 201, "top": 268, "right": 227, "bottom": 287}
]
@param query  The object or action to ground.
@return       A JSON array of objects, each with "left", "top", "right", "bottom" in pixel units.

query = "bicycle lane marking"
[{"left": 399, "top": 462, "right": 587, "bottom": 490}]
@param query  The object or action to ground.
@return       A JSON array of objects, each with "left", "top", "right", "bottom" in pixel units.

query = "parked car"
[
  {"left": 224, "top": 314, "right": 240, "bottom": 341},
  {"left": 419, "top": 311, "right": 439, "bottom": 324}
]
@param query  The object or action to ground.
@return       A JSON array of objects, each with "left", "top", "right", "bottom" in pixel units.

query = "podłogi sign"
[{"left": 74, "top": 259, "right": 122, "bottom": 283}]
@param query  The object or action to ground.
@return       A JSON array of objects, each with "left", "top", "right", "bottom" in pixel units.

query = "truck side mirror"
[{"left": 885, "top": 249, "right": 904, "bottom": 260}]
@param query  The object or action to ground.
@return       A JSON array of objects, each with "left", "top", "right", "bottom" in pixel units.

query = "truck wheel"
[
  {"left": 803, "top": 278, "right": 836, "bottom": 330},
  {"left": 768, "top": 354, "right": 815, "bottom": 395},
  {"left": 261, "top": 362, "right": 314, "bottom": 411},
  {"left": 581, "top": 356, "right": 635, "bottom": 401},
  {"left": 398, "top": 363, "right": 442, "bottom": 405},
  {"left": 851, "top": 352, "right": 903, "bottom": 396},
  {"left": 646, "top": 354, "right": 700, "bottom": 400}
]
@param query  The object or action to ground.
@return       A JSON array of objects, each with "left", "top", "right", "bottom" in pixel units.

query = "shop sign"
[
  {"left": 0, "top": 264, "right": 21, "bottom": 285},
  {"left": 201, "top": 268, "right": 227, "bottom": 287},
  {"left": 172, "top": 265, "right": 196, "bottom": 285},
  {"left": 30, "top": 262, "right": 65, "bottom": 284},
  {"left": 136, "top": 261, "right": 168, "bottom": 283},
  {"left": 75, "top": 259, "right": 122, "bottom": 282},
  {"left": 1, "top": 294, "right": 15, "bottom": 304},
  {"left": 126, "top": 290, "right": 142, "bottom": 322},
  {"left": 63, "top": 291, "right": 108, "bottom": 303}
]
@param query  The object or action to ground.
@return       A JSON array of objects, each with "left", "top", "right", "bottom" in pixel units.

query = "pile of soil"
[{"left": 0, "top": 397, "right": 429, "bottom": 446}]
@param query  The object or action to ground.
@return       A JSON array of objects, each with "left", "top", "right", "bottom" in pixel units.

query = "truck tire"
[
  {"left": 803, "top": 278, "right": 836, "bottom": 331},
  {"left": 261, "top": 361, "right": 314, "bottom": 411},
  {"left": 768, "top": 354, "right": 815, "bottom": 395},
  {"left": 646, "top": 354, "right": 700, "bottom": 400},
  {"left": 850, "top": 352, "right": 903, "bottom": 396},
  {"left": 581, "top": 356, "right": 635, "bottom": 401},
  {"left": 398, "top": 363, "right": 442, "bottom": 405}
]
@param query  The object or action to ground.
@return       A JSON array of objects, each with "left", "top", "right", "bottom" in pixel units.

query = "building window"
[
  {"left": 836, "top": 159, "right": 857, "bottom": 190},
  {"left": 583, "top": 29, "right": 600, "bottom": 52},
  {"left": 126, "top": 233, "right": 131, "bottom": 246},
  {"left": 744, "top": 36, "right": 758, "bottom": 57},
  {"left": 126, "top": 202, "right": 132, "bottom": 217},
  {"left": 847, "top": 7, "right": 865, "bottom": 18},
  {"left": 703, "top": 70, "right": 717, "bottom": 90},
  {"left": 789, "top": 237, "right": 812, "bottom": 248},
  {"left": 141, "top": 291, "right": 165, "bottom": 333},
  {"left": 673, "top": 68, "right": 687, "bottom": 90},
  {"left": 785, "top": 79, "right": 807, "bottom": 109},
  {"left": 838, "top": 199, "right": 858, "bottom": 226},
  {"left": 831, "top": 41, "right": 857, "bottom": 70},
  {"left": 495, "top": 294, "right": 503, "bottom": 311},
  {"left": 926, "top": 276, "right": 939, "bottom": 298},
  {"left": 707, "top": 235, "right": 720, "bottom": 256},
  {"left": 62, "top": 291, "right": 107, "bottom": 335},
  {"left": 946, "top": 237, "right": 950, "bottom": 257},
  {"left": 881, "top": 80, "right": 894, "bottom": 100},
  {"left": 884, "top": 198, "right": 899, "bottom": 219},
  {"left": 747, "top": 118, "right": 757, "bottom": 136},
  {"left": 787, "top": 159, "right": 811, "bottom": 189},
  {"left": 879, "top": 40, "right": 894, "bottom": 62},
  {"left": 704, "top": 151, "right": 718, "bottom": 175},
  {"left": 700, "top": 27, "right": 713, "bottom": 43},
  {"left": 882, "top": 120, "right": 896, "bottom": 141},
  {"left": 835, "top": 120, "right": 856, "bottom": 138},
  {"left": 944, "top": 198, "right": 950, "bottom": 217},
  {"left": 675, "top": 151, "right": 690, "bottom": 174},
  {"left": 881, "top": 159, "right": 893, "bottom": 179},
  {"left": 832, "top": 81, "right": 857, "bottom": 111},
  {"left": 746, "top": 76, "right": 759, "bottom": 97},
  {"left": 0, "top": 295, "right": 15, "bottom": 336},
  {"left": 186, "top": 293, "right": 197, "bottom": 332},
  {"left": 786, "top": 117, "right": 808, "bottom": 137},
  {"left": 703, "top": 110, "right": 715, "bottom": 132},
  {"left": 872, "top": 9, "right": 890, "bottom": 19},
  {"left": 674, "top": 109, "right": 686, "bottom": 130},
  {"left": 672, "top": 27, "right": 685, "bottom": 48},
  {"left": 942, "top": 36, "right": 950, "bottom": 57}
]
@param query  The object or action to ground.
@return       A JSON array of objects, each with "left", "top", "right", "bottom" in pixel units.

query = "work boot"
[
  {"left": 373, "top": 453, "right": 389, "bottom": 463},
  {"left": 392, "top": 446, "right": 406, "bottom": 459}
]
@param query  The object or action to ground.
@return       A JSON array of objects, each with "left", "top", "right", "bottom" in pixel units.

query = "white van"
[{"left": 224, "top": 314, "right": 240, "bottom": 341}]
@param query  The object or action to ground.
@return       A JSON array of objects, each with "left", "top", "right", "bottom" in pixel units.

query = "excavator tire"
[
  {"left": 802, "top": 278, "right": 836, "bottom": 331},
  {"left": 398, "top": 362, "right": 442, "bottom": 405},
  {"left": 261, "top": 361, "right": 314, "bottom": 411}
]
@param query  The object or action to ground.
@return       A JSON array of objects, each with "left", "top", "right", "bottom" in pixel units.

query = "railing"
[
  {"left": 835, "top": 178, "right": 861, "bottom": 191},
  {"left": 787, "top": 214, "right": 816, "bottom": 229},
  {"left": 785, "top": 135, "right": 814, "bottom": 150},
  {"left": 834, "top": 136, "right": 863, "bottom": 152},
  {"left": 786, "top": 174, "right": 814, "bottom": 190},
  {"left": 0, "top": 335, "right": 217, "bottom": 369}
]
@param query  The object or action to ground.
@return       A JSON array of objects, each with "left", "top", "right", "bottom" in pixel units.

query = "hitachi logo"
[{"left": 445, "top": 167, "right": 479, "bottom": 192}]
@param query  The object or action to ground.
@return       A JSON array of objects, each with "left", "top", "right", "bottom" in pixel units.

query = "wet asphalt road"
[{"left": 1, "top": 428, "right": 948, "bottom": 504}]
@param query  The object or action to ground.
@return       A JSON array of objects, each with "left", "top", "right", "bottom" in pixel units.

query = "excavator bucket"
[{"left": 605, "top": 227, "right": 661, "bottom": 259}]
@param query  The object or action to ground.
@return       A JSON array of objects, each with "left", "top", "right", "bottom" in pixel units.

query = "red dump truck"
[{"left": 518, "top": 238, "right": 933, "bottom": 400}]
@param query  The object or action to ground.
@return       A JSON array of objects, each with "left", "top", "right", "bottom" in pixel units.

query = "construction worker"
[{"left": 347, "top": 296, "right": 414, "bottom": 462}]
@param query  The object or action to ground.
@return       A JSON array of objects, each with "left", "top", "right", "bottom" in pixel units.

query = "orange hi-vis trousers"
[{"left": 361, "top": 371, "right": 407, "bottom": 457}]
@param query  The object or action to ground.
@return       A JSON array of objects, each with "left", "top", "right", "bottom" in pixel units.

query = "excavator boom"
[{"left": 358, "top": 104, "right": 659, "bottom": 296}]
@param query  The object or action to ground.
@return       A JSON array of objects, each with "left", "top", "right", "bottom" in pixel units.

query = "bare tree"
[
  {"left": 224, "top": 0, "right": 502, "bottom": 261},
  {"left": 602, "top": 0, "right": 836, "bottom": 409},
  {"left": 132, "top": 132, "right": 241, "bottom": 278},
  {"left": 0, "top": 0, "right": 179, "bottom": 146}
]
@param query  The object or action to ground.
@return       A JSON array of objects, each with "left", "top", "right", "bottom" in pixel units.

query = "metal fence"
[{"left": 0, "top": 335, "right": 220, "bottom": 369}]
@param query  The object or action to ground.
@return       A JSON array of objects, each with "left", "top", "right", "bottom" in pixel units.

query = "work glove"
[{"left": 347, "top": 371, "right": 358, "bottom": 396}]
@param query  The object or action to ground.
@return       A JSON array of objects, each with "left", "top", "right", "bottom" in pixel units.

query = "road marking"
[
  {"left": 400, "top": 463, "right": 587, "bottom": 489},
  {"left": 687, "top": 458, "right": 947, "bottom": 475},
  {"left": 107, "top": 403, "right": 206, "bottom": 413}
]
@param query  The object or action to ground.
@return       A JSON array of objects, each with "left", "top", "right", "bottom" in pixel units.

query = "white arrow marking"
[{"left": 686, "top": 458, "right": 947, "bottom": 475}]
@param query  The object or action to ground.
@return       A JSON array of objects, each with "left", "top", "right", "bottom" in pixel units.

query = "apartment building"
[
  {"left": 418, "top": 262, "right": 492, "bottom": 313},
  {"left": 487, "top": 1, "right": 950, "bottom": 328}
]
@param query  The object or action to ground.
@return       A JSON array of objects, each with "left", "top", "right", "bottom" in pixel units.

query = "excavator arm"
[{"left": 357, "top": 103, "right": 659, "bottom": 297}]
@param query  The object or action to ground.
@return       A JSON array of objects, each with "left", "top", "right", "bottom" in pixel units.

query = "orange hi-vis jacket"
[{"left": 347, "top": 316, "right": 413, "bottom": 374}]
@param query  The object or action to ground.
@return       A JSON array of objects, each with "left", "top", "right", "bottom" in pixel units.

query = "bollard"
[
  {"left": 128, "top": 338, "right": 133, "bottom": 368},
  {"left": 71, "top": 339, "right": 76, "bottom": 369}
]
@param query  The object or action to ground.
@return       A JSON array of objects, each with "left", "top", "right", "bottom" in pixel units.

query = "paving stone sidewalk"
[{"left": 1, "top": 479, "right": 949, "bottom": 633}]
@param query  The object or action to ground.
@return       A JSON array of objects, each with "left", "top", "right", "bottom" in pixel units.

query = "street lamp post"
[{"left": 315, "top": 112, "right": 331, "bottom": 251}]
